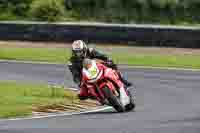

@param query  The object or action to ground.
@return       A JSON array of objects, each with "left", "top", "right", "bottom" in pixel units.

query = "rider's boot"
[
  {"left": 121, "top": 77, "right": 132, "bottom": 87},
  {"left": 117, "top": 71, "right": 132, "bottom": 87}
]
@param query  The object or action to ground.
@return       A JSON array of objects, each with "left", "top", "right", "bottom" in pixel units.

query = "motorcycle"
[{"left": 80, "top": 59, "right": 135, "bottom": 112}]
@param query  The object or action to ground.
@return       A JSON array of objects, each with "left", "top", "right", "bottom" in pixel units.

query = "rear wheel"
[{"left": 102, "top": 86, "right": 125, "bottom": 112}]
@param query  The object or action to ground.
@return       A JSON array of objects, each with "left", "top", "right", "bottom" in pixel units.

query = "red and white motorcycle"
[{"left": 80, "top": 59, "right": 135, "bottom": 112}]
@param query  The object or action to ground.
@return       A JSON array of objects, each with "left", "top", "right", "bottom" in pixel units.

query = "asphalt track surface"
[{"left": 0, "top": 61, "right": 200, "bottom": 133}]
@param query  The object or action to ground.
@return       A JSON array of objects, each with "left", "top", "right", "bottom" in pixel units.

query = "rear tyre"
[
  {"left": 102, "top": 86, "right": 125, "bottom": 112},
  {"left": 125, "top": 89, "right": 135, "bottom": 111}
]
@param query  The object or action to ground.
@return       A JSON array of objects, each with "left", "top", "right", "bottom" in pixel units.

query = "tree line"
[{"left": 0, "top": 0, "right": 199, "bottom": 24}]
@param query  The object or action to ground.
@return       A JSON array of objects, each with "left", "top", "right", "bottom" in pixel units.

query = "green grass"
[
  {"left": 0, "top": 47, "right": 200, "bottom": 69},
  {"left": 0, "top": 47, "right": 70, "bottom": 63},
  {"left": 112, "top": 53, "right": 200, "bottom": 69},
  {"left": 0, "top": 81, "right": 77, "bottom": 118}
]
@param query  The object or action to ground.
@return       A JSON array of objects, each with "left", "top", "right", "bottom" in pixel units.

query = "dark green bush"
[
  {"left": 0, "top": 0, "right": 200, "bottom": 24},
  {"left": 0, "top": 0, "right": 32, "bottom": 16},
  {"left": 65, "top": 0, "right": 200, "bottom": 24},
  {"left": 29, "top": 0, "right": 65, "bottom": 21}
]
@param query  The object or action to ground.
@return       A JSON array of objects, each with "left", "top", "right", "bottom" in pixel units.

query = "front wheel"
[
  {"left": 125, "top": 89, "right": 135, "bottom": 111},
  {"left": 102, "top": 86, "right": 125, "bottom": 112}
]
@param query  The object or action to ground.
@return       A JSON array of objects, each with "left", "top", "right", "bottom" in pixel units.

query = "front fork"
[{"left": 119, "top": 87, "right": 130, "bottom": 106}]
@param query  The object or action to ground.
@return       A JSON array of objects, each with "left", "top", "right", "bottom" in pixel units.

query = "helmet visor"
[{"left": 73, "top": 50, "right": 84, "bottom": 57}]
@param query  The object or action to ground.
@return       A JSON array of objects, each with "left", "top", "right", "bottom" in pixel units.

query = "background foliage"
[{"left": 0, "top": 0, "right": 199, "bottom": 24}]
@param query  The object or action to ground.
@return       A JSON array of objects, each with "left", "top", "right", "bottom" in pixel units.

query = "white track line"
[
  {"left": 119, "top": 65, "right": 200, "bottom": 72},
  {"left": 67, "top": 87, "right": 79, "bottom": 91},
  {"left": 0, "top": 59, "right": 59, "bottom": 65},
  {"left": 0, "top": 106, "right": 112, "bottom": 121},
  {"left": 1, "top": 59, "right": 200, "bottom": 72}
]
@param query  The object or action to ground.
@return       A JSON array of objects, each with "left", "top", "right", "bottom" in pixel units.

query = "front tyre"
[
  {"left": 125, "top": 89, "right": 135, "bottom": 111},
  {"left": 102, "top": 86, "right": 125, "bottom": 112}
]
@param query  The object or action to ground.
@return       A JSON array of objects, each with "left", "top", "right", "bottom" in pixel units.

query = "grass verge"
[
  {"left": 0, "top": 47, "right": 70, "bottom": 63},
  {"left": 112, "top": 53, "right": 200, "bottom": 69},
  {"left": 0, "top": 47, "right": 200, "bottom": 69},
  {"left": 0, "top": 81, "right": 78, "bottom": 118}
]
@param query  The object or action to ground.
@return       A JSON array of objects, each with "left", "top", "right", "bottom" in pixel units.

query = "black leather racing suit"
[{"left": 68, "top": 48, "right": 116, "bottom": 86}]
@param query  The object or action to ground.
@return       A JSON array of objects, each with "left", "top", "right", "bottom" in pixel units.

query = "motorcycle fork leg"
[
  {"left": 113, "top": 89, "right": 119, "bottom": 97},
  {"left": 119, "top": 87, "right": 130, "bottom": 106}
]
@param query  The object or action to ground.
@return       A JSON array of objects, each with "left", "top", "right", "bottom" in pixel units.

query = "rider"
[{"left": 68, "top": 40, "right": 132, "bottom": 89}]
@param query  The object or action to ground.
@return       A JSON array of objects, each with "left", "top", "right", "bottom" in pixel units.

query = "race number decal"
[{"left": 89, "top": 67, "right": 98, "bottom": 78}]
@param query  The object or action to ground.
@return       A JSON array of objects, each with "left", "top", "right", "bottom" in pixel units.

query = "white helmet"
[{"left": 72, "top": 40, "right": 87, "bottom": 58}]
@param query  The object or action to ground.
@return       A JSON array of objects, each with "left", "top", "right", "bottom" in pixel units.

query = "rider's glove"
[
  {"left": 106, "top": 58, "right": 114, "bottom": 66},
  {"left": 106, "top": 58, "right": 118, "bottom": 70},
  {"left": 67, "top": 62, "right": 73, "bottom": 71}
]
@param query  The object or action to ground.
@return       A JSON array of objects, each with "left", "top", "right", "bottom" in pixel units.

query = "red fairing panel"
[
  {"left": 100, "top": 64, "right": 124, "bottom": 89},
  {"left": 79, "top": 84, "right": 89, "bottom": 97},
  {"left": 79, "top": 62, "right": 124, "bottom": 100}
]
